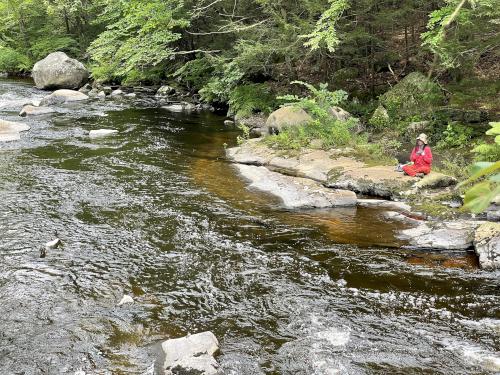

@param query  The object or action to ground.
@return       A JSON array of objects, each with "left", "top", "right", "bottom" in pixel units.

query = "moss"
[
  {"left": 327, "top": 167, "right": 345, "bottom": 184},
  {"left": 380, "top": 72, "right": 445, "bottom": 119}
]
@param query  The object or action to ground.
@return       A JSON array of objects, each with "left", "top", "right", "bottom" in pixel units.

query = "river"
[{"left": 0, "top": 78, "right": 499, "bottom": 375}]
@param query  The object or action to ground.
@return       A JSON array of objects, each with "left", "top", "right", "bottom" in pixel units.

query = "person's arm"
[
  {"left": 410, "top": 148, "right": 417, "bottom": 162},
  {"left": 422, "top": 146, "right": 433, "bottom": 165}
]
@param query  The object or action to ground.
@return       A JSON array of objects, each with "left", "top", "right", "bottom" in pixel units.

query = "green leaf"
[
  {"left": 486, "top": 122, "right": 500, "bottom": 136},
  {"left": 458, "top": 161, "right": 500, "bottom": 187},
  {"left": 462, "top": 182, "right": 499, "bottom": 214}
]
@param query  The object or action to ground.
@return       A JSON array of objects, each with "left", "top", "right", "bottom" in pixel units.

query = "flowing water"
[{"left": 0, "top": 78, "right": 499, "bottom": 375}]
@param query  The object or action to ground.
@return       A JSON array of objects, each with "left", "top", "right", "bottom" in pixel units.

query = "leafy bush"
[
  {"left": 30, "top": 36, "right": 79, "bottom": 61},
  {"left": 436, "top": 123, "right": 473, "bottom": 149},
  {"left": 0, "top": 47, "right": 30, "bottom": 73},
  {"left": 228, "top": 83, "right": 277, "bottom": 117},
  {"left": 172, "top": 57, "right": 214, "bottom": 90},
  {"left": 459, "top": 122, "right": 500, "bottom": 213},
  {"left": 199, "top": 60, "right": 244, "bottom": 103}
]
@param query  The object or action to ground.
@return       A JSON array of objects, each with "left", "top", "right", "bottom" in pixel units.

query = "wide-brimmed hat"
[{"left": 416, "top": 133, "right": 428, "bottom": 144}]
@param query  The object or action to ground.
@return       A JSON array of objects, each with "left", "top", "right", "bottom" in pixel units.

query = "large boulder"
[
  {"left": 474, "top": 222, "right": 500, "bottom": 269},
  {"left": 380, "top": 72, "right": 445, "bottom": 119},
  {"left": 0, "top": 119, "right": 30, "bottom": 142},
  {"left": 162, "top": 331, "right": 220, "bottom": 375},
  {"left": 40, "top": 89, "right": 89, "bottom": 106},
  {"left": 32, "top": 52, "right": 88, "bottom": 90},
  {"left": 235, "top": 164, "right": 357, "bottom": 208},
  {"left": 265, "top": 106, "right": 312, "bottom": 134}
]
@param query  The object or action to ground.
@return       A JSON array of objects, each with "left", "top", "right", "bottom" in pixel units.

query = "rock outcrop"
[
  {"left": 397, "top": 221, "right": 482, "bottom": 250},
  {"left": 0, "top": 119, "right": 30, "bottom": 142},
  {"left": 227, "top": 139, "right": 417, "bottom": 198},
  {"left": 236, "top": 164, "right": 357, "bottom": 208},
  {"left": 162, "top": 331, "right": 220, "bottom": 375},
  {"left": 265, "top": 106, "right": 312, "bottom": 134},
  {"left": 32, "top": 52, "right": 88, "bottom": 90},
  {"left": 474, "top": 222, "right": 500, "bottom": 269},
  {"left": 40, "top": 89, "right": 89, "bottom": 106}
]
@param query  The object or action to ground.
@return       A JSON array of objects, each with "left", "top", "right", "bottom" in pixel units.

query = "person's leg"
[
  {"left": 415, "top": 166, "right": 431, "bottom": 175},
  {"left": 402, "top": 164, "right": 417, "bottom": 176}
]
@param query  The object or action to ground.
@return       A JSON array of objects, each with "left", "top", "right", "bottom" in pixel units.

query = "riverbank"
[{"left": 226, "top": 137, "right": 500, "bottom": 269}]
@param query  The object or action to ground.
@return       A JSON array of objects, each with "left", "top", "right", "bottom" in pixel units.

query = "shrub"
[
  {"left": 228, "top": 83, "right": 278, "bottom": 117},
  {"left": 0, "top": 47, "right": 30, "bottom": 73},
  {"left": 436, "top": 123, "right": 473, "bottom": 149}
]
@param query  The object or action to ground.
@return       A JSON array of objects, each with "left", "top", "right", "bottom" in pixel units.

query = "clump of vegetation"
[
  {"left": 228, "top": 83, "right": 278, "bottom": 118},
  {"left": 436, "top": 123, "right": 474, "bottom": 149},
  {"left": 459, "top": 122, "right": 500, "bottom": 213},
  {"left": 0, "top": 47, "right": 30, "bottom": 73},
  {"left": 264, "top": 81, "right": 355, "bottom": 150}
]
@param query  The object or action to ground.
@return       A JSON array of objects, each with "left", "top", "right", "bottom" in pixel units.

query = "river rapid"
[{"left": 0, "top": 78, "right": 499, "bottom": 375}]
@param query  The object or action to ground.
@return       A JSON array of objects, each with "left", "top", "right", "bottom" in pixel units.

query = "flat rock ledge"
[
  {"left": 397, "top": 221, "right": 483, "bottom": 251},
  {"left": 162, "top": 331, "right": 220, "bottom": 375},
  {"left": 235, "top": 164, "right": 357, "bottom": 208},
  {"left": 474, "top": 222, "right": 500, "bottom": 270},
  {"left": 0, "top": 119, "right": 30, "bottom": 142},
  {"left": 227, "top": 139, "right": 455, "bottom": 199}
]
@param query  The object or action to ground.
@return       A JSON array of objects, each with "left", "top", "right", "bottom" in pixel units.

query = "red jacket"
[{"left": 410, "top": 145, "right": 432, "bottom": 168}]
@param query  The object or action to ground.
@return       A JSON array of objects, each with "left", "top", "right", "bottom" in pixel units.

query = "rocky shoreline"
[{"left": 226, "top": 138, "right": 500, "bottom": 270}]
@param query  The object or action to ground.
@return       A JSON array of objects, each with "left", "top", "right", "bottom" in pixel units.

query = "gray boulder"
[
  {"left": 162, "top": 331, "right": 220, "bottom": 375},
  {"left": 32, "top": 52, "right": 88, "bottom": 90},
  {"left": 156, "top": 85, "right": 176, "bottom": 97},
  {"left": 266, "top": 106, "right": 312, "bottom": 134},
  {"left": 40, "top": 89, "right": 89, "bottom": 106},
  {"left": 19, "top": 105, "right": 55, "bottom": 117},
  {"left": 474, "top": 222, "right": 500, "bottom": 269},
  {"left": 111, "top": 89, "right": 124, "bottom": 97}
]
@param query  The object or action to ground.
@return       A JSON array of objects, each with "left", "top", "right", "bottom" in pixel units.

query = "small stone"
[
  {"left": 117, "top": 295, "right": 134, "bottom": 306},
  {"left": 125, "top": 93, "right": 137, "bottom": 98},
  {"left": 89, "top": 129, "right": 118, "bottom": 138},
  {"left": 97, "top": 91, "right": 106, "bottom": 98},
  {"left": 110, "top": 89, "right": 124, "bottom": 96},
  {"left": 224, "top": 120, "right": 235, "bottom": 126}
]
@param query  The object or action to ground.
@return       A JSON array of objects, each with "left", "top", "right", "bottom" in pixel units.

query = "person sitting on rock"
[{"left": 403, "top": 133, "right": 433, "bottom": 177}]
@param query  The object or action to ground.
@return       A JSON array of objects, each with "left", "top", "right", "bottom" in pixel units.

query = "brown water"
[{"left": 0, "top": 78, "right": 499, "bottom": 374}]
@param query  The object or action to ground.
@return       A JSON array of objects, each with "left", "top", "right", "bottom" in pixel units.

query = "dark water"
[{"left": 0, "top": 78, "right": 499, "bottom": 375}]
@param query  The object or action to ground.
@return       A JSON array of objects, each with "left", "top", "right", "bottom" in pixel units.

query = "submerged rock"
[
  {"left": 162, "top": 331, "right": 219, "bottom": 375},
  {"left": 19, "top": 105, "right": 55, "bottom": 117},
  {"left": 0, "top": 119, "right": 30, "bottom": 142},
  {"left": 32, "top": 52, "right": 88, "bottom": 90},
  {"left": 40, "top": 89, "right": 89, "bottom": 106},
  {"left": 89, "top": 129, "right": 118, "bottom": 138},
  {"left": 474, "top": 222, "right": 500, "bottom": 269},
  {"left": 265, "top": 106, "right": 312, "bottom": 134},
  {"left": 397, "top": 221, "right": 482, "bottom": 250},
  {"left": 235, "top": 164, "right": 356, "bottom": 208}
]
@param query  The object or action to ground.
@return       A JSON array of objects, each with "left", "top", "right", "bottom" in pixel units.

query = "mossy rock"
[
  {"left": 380, "top": 72, "right": 445, "bottom": 119},
  {"left": 369, "top": 105, "right": 390, "bottom": 130}
]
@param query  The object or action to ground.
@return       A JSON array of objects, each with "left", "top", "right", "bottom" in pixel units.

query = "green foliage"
[
  {"left": 368, "top": 105, "right": 390, "bottom": 130},
  {"left": 199, "top": 60, "right": 244, "bottom": 103},
  {"left": 229, "top": 83, "right": 277, "bottom": 117},
  {"left": 459, "top": 123, "right": 500, "bottom": 213},
  {"left": 172, "top": 57, "right": 213, "bottom": 90},
  {"left": 0, "top": 46, "right": 30, "bottom": 72},
  {"left": 278, "top": 81, "right": 348, "bottom": 120},
  {"left": 236, "top": 123, "right": 251, "bottom": 145},
  {"left": 436, "top": 123, "right": 473, "bottom": 149},
  {"left": 302, "top": 0, "right": 350, "bottom": 52}
]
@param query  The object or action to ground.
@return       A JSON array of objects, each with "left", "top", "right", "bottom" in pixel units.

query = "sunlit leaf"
[{"left": 462, "top": 182, "right": 499, "bottom": 214}]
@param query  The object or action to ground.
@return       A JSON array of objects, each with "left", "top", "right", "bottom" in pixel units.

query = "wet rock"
[
  {"left": 31, "top": 99, "right": 41, "bottom": 107},
  {"left": 89, "top": 129, "right": 118, "bottom": 138},
  {"left": 474, "top": 222, "right": 500, "bottom": 269},
  {"left": 32, "top": 52, "right": 88, "bottom": 90},
  {"left": 383, "top": 211, "right": 421, "bottom": 225},
  {"left": 357, "top": 199, "right": 411, "bottom": 212},
  {"left": 224, "top": 120, "right": 235, "bottom": 126},
  {"left": 78, "top": 83, "right": 92, "bottom": 94},
  {"left": 156, "top": 85, "right": 176, "bottom": 97},
  {"left": 40, "top": 89, "right": 89, "bottom": 106},
  {"left": 103, "top": 86, "right": 113, "bottom": 95},
  {"left": 235, "top": 164, "right": 356, "bottom": 208},
  {"left": 125, "top": 93, "right": 137, "bottom": 98},
  {"left": 111, "top": 89, "right": 124, "bottom": 96},
  {"left": 19, "top": 105, "right": 55, "bottom": 117},
  {"left": 97, "top": 91, "right": 106, "bottom": 99},
  {"left": 162, "top": 102, "right": 196, "bottom": 112},
  {"left": 0, "top": 119, "right": 30, "bottom": 142},
  {"left": 398, "top": 221, "right": 482, "bottom": 250},
  {"left": 162, "top": 331, "right": 219, "bottom": 375},
  {"left": 265, "top": 106, "right": 312, "bottom": 134},
  {"left": 117, "top": 294, "right": 134, "bottom": 306}
]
